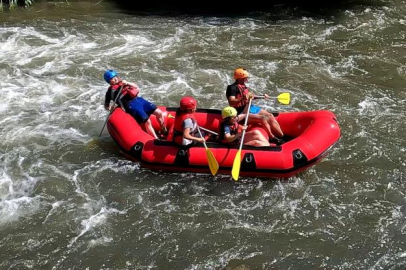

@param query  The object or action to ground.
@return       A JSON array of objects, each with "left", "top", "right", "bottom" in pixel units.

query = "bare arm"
[
  {"left": 224, "top": 132, "right": 241, "bottom": 142},
  {"left": 237, "top": 113, "right": 246, "bottom": 122},
  {"left": 183, "top": 128, "right": 204, "bottom": 142},
  {"left": 227, "top": 95, "right": 243, "bottom": 107},
  {"left": 122, "top": 80, "right": 139, "bottom": 89}
]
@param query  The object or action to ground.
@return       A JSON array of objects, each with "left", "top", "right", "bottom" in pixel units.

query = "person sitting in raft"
[
  {"left": 103, "top": 70, "right": 167, "bottom": 139},
  {"left": 219, "top": 106, "right": 270, "bottom": 147},
  {"left": 226, "top": 67, "right": 284, "bottom": 145},
  {"left": 172, "top": 96, "right": 205, "bottom": 146}
]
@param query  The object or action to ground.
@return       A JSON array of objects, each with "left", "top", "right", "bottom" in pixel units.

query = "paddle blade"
[
  {"left": 277, "top": 92, "right": 291, "bottom": 105},
  {"left": 231, "top": 150, "right": 242, "bottom": 181},
  {"left": 206, "top": 148, "right": 219, "bottom": 176}
]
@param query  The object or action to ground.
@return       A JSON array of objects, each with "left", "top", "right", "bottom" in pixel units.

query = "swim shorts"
[{"left": 249, "top": 105, "right": 261, "bottom": 114}]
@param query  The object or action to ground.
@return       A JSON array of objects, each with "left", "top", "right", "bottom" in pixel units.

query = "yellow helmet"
[
  {"left": 221, "top": 106, "right": 237, "bottom": 119},
  {"left": 234, "top": 68, "right": 249, "bottom": 80}
]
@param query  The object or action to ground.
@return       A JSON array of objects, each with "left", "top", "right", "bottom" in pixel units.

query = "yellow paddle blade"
[
  {"left": 231, "top": 150, "right": 242, "bottom": 181},
  {"left": 277, "top": 92, "right": 291, "bottom": 105},
  {"left": 206, "top": 148, "right": 219, "bottom": 176}
]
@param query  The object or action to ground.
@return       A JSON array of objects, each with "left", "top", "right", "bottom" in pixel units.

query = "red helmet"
[{"left": 180, "top": 96, "right": 197, "bottom": 110}]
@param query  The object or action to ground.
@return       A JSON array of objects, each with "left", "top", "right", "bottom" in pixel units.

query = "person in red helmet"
[
  {"left": 172, "top": 96, "right": 204, "bottom": 146},
  {"left": 103, "top": 70, "right": 167, "bottom": 139},
  {"left": 226, "top": 68, "right": 284, "bottom": 145}
]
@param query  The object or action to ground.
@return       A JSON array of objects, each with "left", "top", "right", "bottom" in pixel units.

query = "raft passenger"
[
  {"left": 172, "top": 96, "right": 204, "bottom": 146},
  {"left": 219, "top": 106, "right": 270, "bottom": 147},
  {"left": 226, "top": 68, "right": 284, "bottom": 145},
  {"left": 103, "top": 70, "right": 167, "bottom": 139}
]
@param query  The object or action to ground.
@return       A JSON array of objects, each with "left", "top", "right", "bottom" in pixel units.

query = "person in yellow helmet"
[
  {"left": 225, "top": 68, "right": 284, "bottom": 145},
  {"left": 219, "top": 106, "right": 270, "bottom": 147}
]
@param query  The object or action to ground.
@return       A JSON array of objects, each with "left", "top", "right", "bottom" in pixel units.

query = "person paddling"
[
  {"left": 171, "top": 96, "right": 204, "bottom": 146},
  {"left": 226, "top": 68, "right": 284, "bottom": 145},
  {"left": 219, "top": 106, "right": 270, "bottom": 147},
  {"left": 103, "top": 70, "right": 167, "bottom": 139}
]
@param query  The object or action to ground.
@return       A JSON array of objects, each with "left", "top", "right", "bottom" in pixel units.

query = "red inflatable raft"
[{"left": 106, "top": 107, "right": 340, "bottom": 179}]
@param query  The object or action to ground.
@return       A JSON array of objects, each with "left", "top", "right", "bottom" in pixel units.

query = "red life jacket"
[
  {"left": 172, "top": 112, "right": 197, "bottom": 145},
  {"left": 233, "top": 83, "right": 250, "bottom": 109},
  {"left": 110, "top": 81, "right": 139, "bottom": 99}
]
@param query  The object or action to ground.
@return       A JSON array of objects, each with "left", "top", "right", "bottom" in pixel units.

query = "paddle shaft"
[
  {"left": 197, "top": 126, "right": 219, "bottom": 176},
  {"left": 198, "top": 126, "right": 218, "bottom": 136},
  {"left": 253, "top": 92, "right": 290, "bottom": 105},
  {"left": 99, "top": 85, "right": 124, "bottom": 137},
  {"left": 231, "top": 98, "right": 253, "bottom": 181},
  {"left": 255, "top": 95, "right": 277, "bottom": 99},
  {"left": 255, "top": 95, "right": 287, "bottom": 99},
  {"left": 238, "top": 98, "right": 253, "bottom": 151},
  {"left": 197, "top": 126, "right": 209, "bottom": 150}
]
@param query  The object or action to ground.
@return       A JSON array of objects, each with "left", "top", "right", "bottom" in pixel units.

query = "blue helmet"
[{"left": 104, "top": 70, "right": 117, "bottom": 83}]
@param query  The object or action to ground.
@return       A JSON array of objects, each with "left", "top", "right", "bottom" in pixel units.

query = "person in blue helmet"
[
  {"left": 103, "top": 70, "right": 167, "bottom": 139},
  {"left": 226, "top": 68, "right": 284, "bottom": 145}
]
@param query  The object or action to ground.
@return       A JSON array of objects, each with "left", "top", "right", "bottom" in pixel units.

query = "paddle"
[
  {"left": 256, "top": 92, "right": 291, "bottom": 105},
  {"left": 231, "top": 97, "right": 253, "bottom": 181},
  {"left": 99, "top": 85, "right": 124, "bottom": 137},
  {"left": 197, "top": 126, "right": 219, "bottom": 176},
  {"left": 198, "top": 126, "right": 218, "bottom": 136}
]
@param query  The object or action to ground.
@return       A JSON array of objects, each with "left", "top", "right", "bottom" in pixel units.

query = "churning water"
[{"left": 0, "top": 1, "right": 405, "bottom": 269}]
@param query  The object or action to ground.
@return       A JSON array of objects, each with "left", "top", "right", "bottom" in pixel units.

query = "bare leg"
[
  {"left": 269, "top": 114, "right": 283, "bottom": 137},
  {"left": 245, "top": 140, "right": 268, "bottom": 146},
  {"left": 153, "top": 108, "right": 165, "bottom": 128},
  {"left": 243, "top": 130, "right": 270, "bottom": 146},
  {"left": 153, "top": 108, "right": 167, "bottom": 134},
  {"left": 247, "top": 114, "right": 275, "bottom": 139},
  {"left": 144, "top": 119, "right": 158, "bottom": 139},
  {"left": 259, "top": 109, "right": 283, "bottom": 137}
]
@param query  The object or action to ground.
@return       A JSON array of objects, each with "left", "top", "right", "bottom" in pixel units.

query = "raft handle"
[
  {"left": 241, "top": 153, "right": 256, "bottom": 172},
  {"left": 131, "top": 142, "right": 144, "bottom": 160},
  {"left": 174, "top": 148, "right": 190, "bottom": 166},
  {"left": 134, "top": 144, "right": 141, "bottom": 151},
  {"left": 292, "top": 149, "right": 308, "bottom": 168},
  {"left": 294, "top": 151, "right": 303, "bottom": 159}
]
